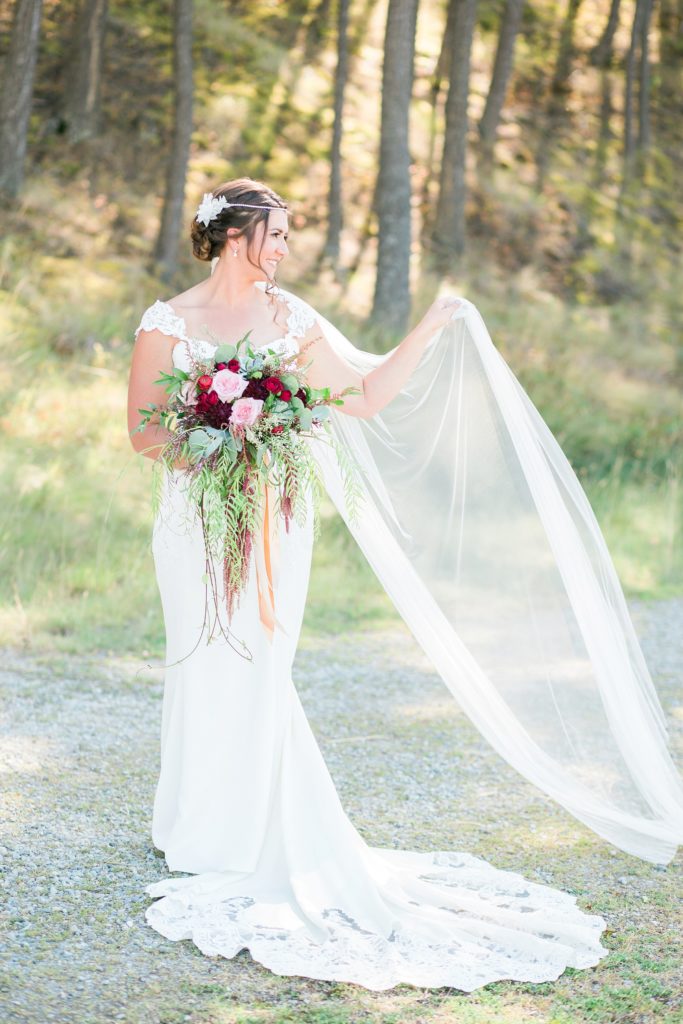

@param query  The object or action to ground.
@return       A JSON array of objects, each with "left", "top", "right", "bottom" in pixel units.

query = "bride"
[{"left": 127, "top": 177, "right": 682, "bottom": 991}]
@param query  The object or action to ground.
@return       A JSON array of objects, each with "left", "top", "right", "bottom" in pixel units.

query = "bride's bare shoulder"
[{"left": 164, "top": 281, "right": 205, "bottom": 312}]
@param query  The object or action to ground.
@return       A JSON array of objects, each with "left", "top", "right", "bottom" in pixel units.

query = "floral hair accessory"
[
  {"left": 195, "top": 193, "right": 289, "bottom": 226},
  {"left": 196, "top": 193, "right": 229, "bottom": 226}
]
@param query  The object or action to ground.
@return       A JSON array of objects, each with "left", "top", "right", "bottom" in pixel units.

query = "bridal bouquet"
[{"left": 135, "top": 331, "right": 361, "bottom": 643}]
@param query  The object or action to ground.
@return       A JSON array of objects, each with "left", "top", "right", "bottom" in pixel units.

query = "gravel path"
[{"left": 1, "top": 601, "right": 681, "bottom": 1024}]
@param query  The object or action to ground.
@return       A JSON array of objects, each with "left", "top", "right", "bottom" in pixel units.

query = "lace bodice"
[{"left": 134, "top": 286, "right": 317, "bottom": 370}]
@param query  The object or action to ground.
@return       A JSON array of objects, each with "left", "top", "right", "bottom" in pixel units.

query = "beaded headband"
[{"left": 195, "top": 193, "right": 287, "bottom": 227}]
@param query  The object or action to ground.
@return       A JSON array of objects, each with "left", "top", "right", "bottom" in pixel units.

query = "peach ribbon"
[{"left": 253, "top": 480, "right": 280, "bottom": 642}]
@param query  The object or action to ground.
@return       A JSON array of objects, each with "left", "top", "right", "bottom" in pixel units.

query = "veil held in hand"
[{"left": 282, "top": 287, "right": 683, "bottom": 866}]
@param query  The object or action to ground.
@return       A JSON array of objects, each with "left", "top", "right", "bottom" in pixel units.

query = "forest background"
[{"left": 0, "top": 0, "right": 681, "bottom": 655}]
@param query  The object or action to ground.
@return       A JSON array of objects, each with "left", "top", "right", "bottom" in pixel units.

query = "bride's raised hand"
[
  {"left": 416, "top": 295, "right": 464, "bottom": 337},
  {"left": 301, "top": 294, "right": 468, "bottom": 419}
]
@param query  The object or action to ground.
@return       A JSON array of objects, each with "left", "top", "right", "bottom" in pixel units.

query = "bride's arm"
[
  {"left": 127, "top": 328, "right": 187, "bottom": 464},
  {"left": 300, "top": 297, "right": 462, "bottom": 419}
]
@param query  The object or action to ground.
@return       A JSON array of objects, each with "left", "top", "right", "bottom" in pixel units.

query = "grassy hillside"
[{"left": 0, "top": 0, "right": 680, "bottom": 656}]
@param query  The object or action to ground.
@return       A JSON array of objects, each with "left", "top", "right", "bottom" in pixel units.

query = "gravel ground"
[{"left": 1, "top": 601, "right": 681, "bottom": 1024}]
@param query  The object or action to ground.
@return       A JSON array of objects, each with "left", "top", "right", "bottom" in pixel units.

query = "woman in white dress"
[{"left": 127, "top": 177, "right": 681, "bottom": 991}]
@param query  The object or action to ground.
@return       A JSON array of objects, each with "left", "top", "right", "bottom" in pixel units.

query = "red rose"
[
  {"left": 215, "top": 362, "right": 227, "bottom": 370},
  {"left": 207, "top": 390, "right": 219, "bottom": 405},
  {"left": 227, "top": 359, "right": 240, "bottom": 372},
  {"left": 264, "top": 376, "right": 282, "bottom": 394},
  {"left": 197, "top": 375, "right": 213, "bottom": 391},
  {"left": 280, "top": 389, "right": 292, "bottom": 402},
  {"left": 272, "top": 425, "right": 284, "bottom": 434}
]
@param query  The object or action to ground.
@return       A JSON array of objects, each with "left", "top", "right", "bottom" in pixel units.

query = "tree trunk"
[
  {"left": 432, "top": 0, "right": 477, "bottom": 261},
  {"left": 431, "top": 0, "right": 458, "bottom": 96},
  {"left": 658, "top": 0, "right": 683, "bottom": 89},
  {"left": 590, "top": 0, "right": 621, "bottom": 67},
  {"left": 637, "top": 0, "right": 653, "bottom": 152},
  {"left": 154, "top": 0, "right": 194, "bottom": 281},
  {"left": 478, "top": 0, "right": 524, "bottom": 165},
  {"left": 0, "top": 0, "right": 43, "bottom": 198},
  {"left": 623, "top": 0, "right": 650, "bottom": 186},
  {"left": 656, "top": 0, "right": 683, "bottom": 155},
  {"left": 535, "top": 0, "right": 582, "bottom": 191},
  {"left": 370, "top": 0, "right": 419, "bottom": 332},
  {"left": 63, "top": 0, "right": 109, "bottom": 142},
  {"left": 551, "top": 0, "right": 583, "bottom": 91},
  {"left": 419, "top": 0, "right": 458, "bottom": 235},
  {"left": 591, "top": 68, "right": 614, "bottom": 190},
  {"left": 323, "top": 0, "right": 351, "bottom": 270}
]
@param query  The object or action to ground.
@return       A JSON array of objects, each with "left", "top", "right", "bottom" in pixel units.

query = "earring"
[{"left": 232, "top": 247, "right": 239, "bottom": 258}]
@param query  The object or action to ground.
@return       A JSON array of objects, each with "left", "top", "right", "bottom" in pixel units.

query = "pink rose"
[
  {"left": 230, "top": 397, "right": 264, "bottom": 427},
  {"left": 211, "top": 368, "right": 247, "bottom": 402}
]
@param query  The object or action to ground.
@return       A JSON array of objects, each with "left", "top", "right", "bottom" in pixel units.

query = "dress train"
[{"left": 146, "top": 473, "right": 608, "bottom": 991}]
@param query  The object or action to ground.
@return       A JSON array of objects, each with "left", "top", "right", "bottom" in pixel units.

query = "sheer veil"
[{"left": 280, "top": 287, "right": 682, "bottom": 866}]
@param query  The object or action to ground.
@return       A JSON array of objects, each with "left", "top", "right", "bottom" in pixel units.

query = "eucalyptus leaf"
[
  {"left": 297, "top": 408, "right": 314, "bottom": 431},
  {"left": 214, "top": 344, "right": 236, "bottom": 363},
  {"left": 188, "top": 428, "right": 212, "bottom": 454}
]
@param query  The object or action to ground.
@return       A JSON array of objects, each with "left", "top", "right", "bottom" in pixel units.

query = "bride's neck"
[{"left": 203, "top": 256, "right": 267, "bottom": 308}]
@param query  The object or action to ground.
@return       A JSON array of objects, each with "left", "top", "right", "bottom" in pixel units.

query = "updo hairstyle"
[{"left": 190, "top": 177, "right": 288, "bottom": 268}]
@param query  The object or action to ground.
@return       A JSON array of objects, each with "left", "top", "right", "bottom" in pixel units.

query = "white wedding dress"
[{"left": 135, "top": 297, "right": 609, "bottom": 991}]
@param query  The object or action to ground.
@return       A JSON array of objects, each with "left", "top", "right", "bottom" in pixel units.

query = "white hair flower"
[{"left": 195, "top": 193, "right": 229, "bottom": 226}]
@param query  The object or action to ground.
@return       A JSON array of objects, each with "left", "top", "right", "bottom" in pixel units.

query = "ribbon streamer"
[{"left": 253, "top": 480, "right": 280, "bottom": 642}]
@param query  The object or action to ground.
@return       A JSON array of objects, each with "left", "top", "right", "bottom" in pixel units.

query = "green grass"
[
  {"left": 0, "top": 248, "right": 680, "bottom": 657},
  {"left": 1, "top": 377, "right": 677, "bottom": 658}
]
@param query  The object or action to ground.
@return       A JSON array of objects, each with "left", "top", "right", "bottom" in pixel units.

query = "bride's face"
[{"left": 254, "top": 209, "right": 289, "bottom": 280}]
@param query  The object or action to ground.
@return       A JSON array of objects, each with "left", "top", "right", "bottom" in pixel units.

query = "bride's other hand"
[
  {"left": 300, "top": 294, "right": 466, "bottom": 420},
  {"left": 416, "top": 295, "right": 464, "bottom": 336}
]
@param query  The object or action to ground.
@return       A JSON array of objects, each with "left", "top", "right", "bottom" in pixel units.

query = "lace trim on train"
[{"left": 145, "top": 849, "right": 608, "bottom": 992}]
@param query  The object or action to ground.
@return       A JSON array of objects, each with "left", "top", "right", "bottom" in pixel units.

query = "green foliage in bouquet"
[{"left": 134, "top": 331, "right": 363, "bottom": 644}]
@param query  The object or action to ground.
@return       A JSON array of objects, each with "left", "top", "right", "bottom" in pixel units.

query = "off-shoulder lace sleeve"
[
  {"left": 279, "top": 290, "right": 317, "bottom": 339},
  {"left": 134, "top": 300, "right": 189, "bottom": 342}
]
